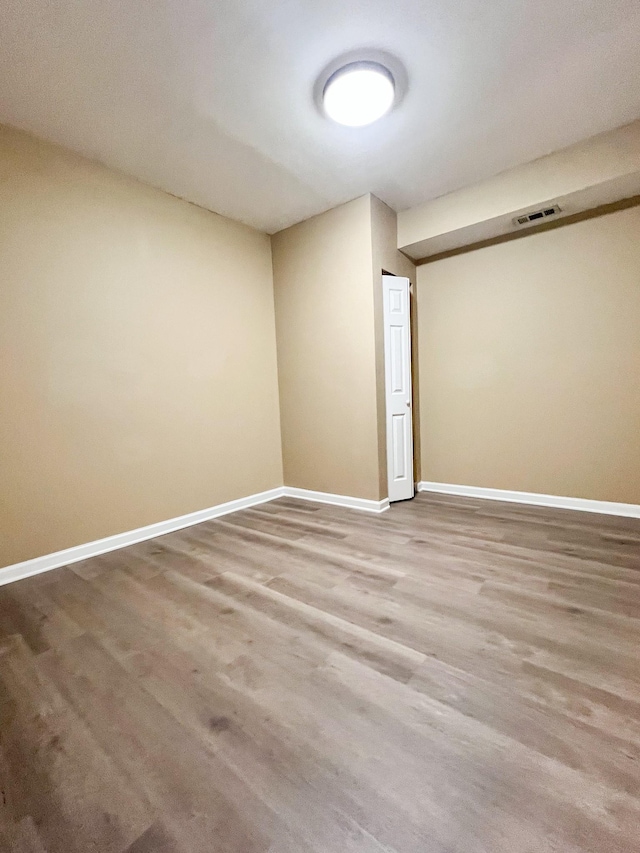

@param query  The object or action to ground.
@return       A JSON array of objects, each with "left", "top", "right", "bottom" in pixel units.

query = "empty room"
[{"left": 1, "top": 0, "right": 640, "bottom": 851}]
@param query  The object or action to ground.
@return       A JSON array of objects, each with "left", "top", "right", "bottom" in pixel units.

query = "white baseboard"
[
  {"left": 417, "top": 481, "right": 640, "bottom": 519},
  {"left": 283, "top": 487, "right": 389, "bottom": 514},
  {"left": 0, "top": 487, "right": 285, "bottom": 588},
  {"left": 0, "top": 485, "right": 389, "bottom": 587}
]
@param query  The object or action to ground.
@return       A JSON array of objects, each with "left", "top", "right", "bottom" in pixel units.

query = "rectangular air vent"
[{"left": 514, "top": 204, "right": 561, "bottom": 227}]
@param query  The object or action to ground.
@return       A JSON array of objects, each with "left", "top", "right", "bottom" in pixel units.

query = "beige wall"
[
  {"left": 271, "top": 196, "right": 383, "bottom": 500},
  {"left": 417, "top": 204, "right": 640, "bottom": 504},
  {"left": 0, "top": 125, "right": 283, "bottom": 568},
  {"left": 8, "top": 115, "right": 637, "bottom": 572}
]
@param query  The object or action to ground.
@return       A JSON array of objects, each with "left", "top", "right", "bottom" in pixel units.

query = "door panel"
[
  {"left": 391, "top": 413, "right": 407, "bottom": 480},
  {"left": 383, "top": 276, "right": 414, "bottom": 502},
  {"left": 390, "top": 325, "right": 406, "bottom": 393}
]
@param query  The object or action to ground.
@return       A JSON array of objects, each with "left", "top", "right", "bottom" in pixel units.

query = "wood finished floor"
[{"left": 1, "top": 493, "right": 640, "bottom": 853}]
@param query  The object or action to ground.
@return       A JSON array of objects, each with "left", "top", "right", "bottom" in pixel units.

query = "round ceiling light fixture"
[{"left": 322, "top": 61, "right": 395, "bottom": 127}]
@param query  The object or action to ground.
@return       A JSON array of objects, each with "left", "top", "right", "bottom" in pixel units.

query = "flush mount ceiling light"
[{"left": 322, "top": 61, "right": 395, "bottom": 127}]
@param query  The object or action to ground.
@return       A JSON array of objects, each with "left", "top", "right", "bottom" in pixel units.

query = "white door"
[{"left": 382, "top": 275, "right": 414, "bottom": 502}]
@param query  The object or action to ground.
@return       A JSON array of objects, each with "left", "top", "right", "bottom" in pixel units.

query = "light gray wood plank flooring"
[{"left": 1, "top": 493, "right": 640, "bottom": 852}]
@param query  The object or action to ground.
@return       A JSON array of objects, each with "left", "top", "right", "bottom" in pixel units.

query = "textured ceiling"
[{"left": 2, "top": 0, "right": 640, "bottom": 233}]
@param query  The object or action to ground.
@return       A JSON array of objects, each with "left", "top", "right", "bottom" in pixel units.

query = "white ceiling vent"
[{"left": 513, "top": 204, "right": 562, "bottom": 227}]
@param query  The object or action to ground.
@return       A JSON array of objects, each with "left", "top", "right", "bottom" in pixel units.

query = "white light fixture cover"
[{"left": 323, "top": 61, "right": 395, "bottom": 127}]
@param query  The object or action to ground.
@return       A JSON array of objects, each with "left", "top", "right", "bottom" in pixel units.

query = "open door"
[{"left": 382, "top": 275, "right": 414, "bottom": 503}]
